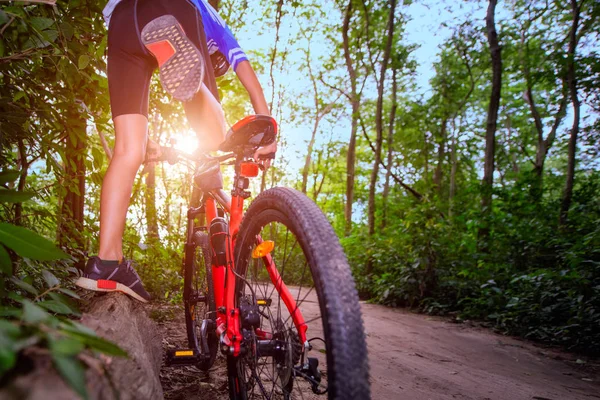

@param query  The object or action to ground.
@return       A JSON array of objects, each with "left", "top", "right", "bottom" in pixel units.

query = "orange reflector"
[
  {"left": 252, "top": 241, "right": 275, "bottom": 258},
  {"left": 240, "top": 162, "right": 260, "bottom": 177},
  {"left": 175, "top": 350, "right": 194, "bottom": 356}
]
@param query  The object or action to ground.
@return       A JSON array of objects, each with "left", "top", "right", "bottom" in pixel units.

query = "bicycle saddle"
[{"left": 219, "top": 115, "right": 277, "bottom": 153}]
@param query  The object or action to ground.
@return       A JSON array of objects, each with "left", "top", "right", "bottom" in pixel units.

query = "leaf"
[
  {"left": 22, "top": 300, "right": 50, "bottom": 324},
  {"left": 52, "top": 355, "right": 88, "bottom": 400},
  {"left": 30, "top": 17, "right": 54, "bottom": 31},
  {"left": 0, "top": 170, "right": 20, "bottom": 185},
  {"left": 7, "top": 292, "right": 25, "bottom": 303},
  {"left": 23, "top": 29, "right": 58, "bottom": 50},
  {"left": 58, "top": 288, "right": 81, "bottom": 300},
  {"left": 78, "top": 55, "right": 90, "bottom": 70},
  {"left": 0, "top": 307, "right": 21, "bottom": 318},
  {"left": 39, "top": 300, "right": 74, "bottom": 315},
  {"left": 59, "top": 326, "right": 127, "bottom": 357},
  {"left": 42, "top": 270, "right": 60, "bottom": 288},
  {"left": 0, "top": 320, "right": 20, "bottom": 337},
  {"left": 49, "top": 336, "right": 84, "bottom": 357},
  {"left": 0, "top": 245, "right": 11, "bottom": 275},
  {"left": 41, "top": 30, "right": 58, "bottom": 44},
  {"left": 0, "top": 190, "right": 34, "bottom": 203},
  {"left": 0, "top": 223, "right": 69, "bottom": 261},
  {"left": 0, "top": 10, "right": 8, "bottom": 25},
  {"left": 59, "top": 22, "right": 74, "bottom": 40},
  {"left": 91, "top": 147, "right": 104, "bottom": 170},
  {"left": 60, "top": 321, "right": 96, "bottom": 337},
  {"left": 47, "top": 292, "right": 80, "bottom": 316},
  {"left": 12, "top": 91, "right": 27, "bottom": 103},
  {"left": 10, "top": 277, "right": 38, "bottom": 295},
  {"left": 0, "top": 340, "right": 16, "bottom": 376}
]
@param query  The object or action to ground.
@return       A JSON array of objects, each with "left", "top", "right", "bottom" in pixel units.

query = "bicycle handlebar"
[{"left": 145, "top": 146, "right": 275, "bottom": 166}]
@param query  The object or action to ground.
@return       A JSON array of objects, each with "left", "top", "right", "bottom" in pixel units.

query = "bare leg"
[
  {"left": 184, "top": 84, "right": 226, "bottom": 150},
  {"left": 98, "top": 114, "right": 148, "bottom": 260}
]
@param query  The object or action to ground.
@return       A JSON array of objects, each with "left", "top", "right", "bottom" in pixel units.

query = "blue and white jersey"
[
  {"left": 103, "top": 0, "right": 249, "bottom": 71},
  {"left": 190, "top": 0, "right": 248, "bottom": 71}
]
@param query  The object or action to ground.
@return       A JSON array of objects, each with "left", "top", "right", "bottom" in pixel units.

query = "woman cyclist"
[{"left": 76, "top": 0, "right": 276, "bottom": 302}]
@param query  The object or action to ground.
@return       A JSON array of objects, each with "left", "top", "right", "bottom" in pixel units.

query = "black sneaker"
[{"left": 75, "top": 257, "right": 151, "bottom": 303}]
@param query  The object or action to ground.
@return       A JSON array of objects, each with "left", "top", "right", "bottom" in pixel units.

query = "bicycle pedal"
[{"left": 165, "top": 348, "right": 201, "bottom": 366}]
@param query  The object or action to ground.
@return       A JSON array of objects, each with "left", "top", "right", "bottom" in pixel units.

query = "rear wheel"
[
  {"left": 183, "top": 231, "right": 218, "bottom": 370},
  {"left": 229, "top": 187, "right": 370, "bottom": 399}
]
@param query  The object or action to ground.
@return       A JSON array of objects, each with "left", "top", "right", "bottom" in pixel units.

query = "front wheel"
[{"left": 229, "top": 187, "right": 370, "bottom": 399}]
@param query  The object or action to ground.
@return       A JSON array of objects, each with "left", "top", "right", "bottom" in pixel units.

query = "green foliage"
[
  {"left": 0, "top": 222, "right": 69, "bottom": 260},
  {"left": 1, "top": 258, "right": 129, "bottom": 399},
  {"left": 347, "top": 172, "right": 600, "bottom": 354}
]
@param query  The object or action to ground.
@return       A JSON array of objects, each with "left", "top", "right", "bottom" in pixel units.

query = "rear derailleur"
[{"left": 294, "top": 356, "right": 327, "bottom": 395}]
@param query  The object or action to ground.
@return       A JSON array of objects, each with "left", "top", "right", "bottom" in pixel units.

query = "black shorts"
[{"left": 107, "top": 0, "right": 218, "bottom": 119}]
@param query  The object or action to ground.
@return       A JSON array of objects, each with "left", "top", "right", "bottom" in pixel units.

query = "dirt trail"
[
  {"left": 364, "top": 303, "right": 599, "bottom": 400},
  {"left": 153, "top": 302, "right": 600, "bottom": 400}
]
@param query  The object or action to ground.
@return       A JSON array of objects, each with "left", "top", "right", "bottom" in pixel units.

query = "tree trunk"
[
  {"left": 208, "top": 0, "right": 219, "bottom": 10},
  {"left": 449, "top": 131, "right": 458, "bottom": 217},
  {"left": 59, "top": 111, "right": 87, "bottom": 263},
  {"left": 560, "top": 0, "right": 582, "bottom": 227},
  {"left": 478, "top": 0, "right": 502, "bottom": 251},
  {"left": 0, "top": 293, "right": 164, "bottom": 400},
  {"left": 382, "top": 68, "right": 398, "bottom": 230},
  {"left": 342, "top": 0, "right": 359, "bottom": 237},
  {"left": 301, "top": 45, "right": 333, "bottom": 195},
  {"left": 313, "top": 145, "right": 333, "bottom": 201},
  {"left": 145, "top": 116, "right": 161, "bottom": 240},
  {"left": 14, "top": 139, "right": 28, "bottom": 226},
  {"left": 520, "top": 29, "right": 568, "bottom": 190},
  {"left": 367, "top": 0, "right": 397, "bottom": 240},
  {"left": 145, "top": 162, "right": 159, "bottom": 240},
  {"left": 301, "top": 133, "right": 316, "bottom": 194},
  {"left": 433, "top": 118, "right": 448, "bottom": 193}
]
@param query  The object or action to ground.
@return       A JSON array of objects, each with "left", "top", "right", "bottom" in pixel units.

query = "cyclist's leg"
[
  {"left": 142, "top": 0, "right": 226, "bottom": 150},
  {"left": 183, "top": 87, "right": 225, "bottom": 151},
  {"left": 165, "top": 0, "right": 225, "bottom": 149},
  {"left": 76, "top": 0, "right": 154, "bottom": 303},
  {"left": 98, "top": 0, "right": 155, "bottom": 261},
  {"left": 98, "top": 114, "right": 148, "bottom": 261}
]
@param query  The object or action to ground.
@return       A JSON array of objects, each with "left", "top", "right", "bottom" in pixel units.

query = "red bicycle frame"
[{"left": 202, "top": 163, "right": 308, "bottom": 356}]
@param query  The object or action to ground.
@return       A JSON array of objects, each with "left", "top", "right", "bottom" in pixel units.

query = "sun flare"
[{"left": 171, "top": 132, "right": 199, "bottom": 154}]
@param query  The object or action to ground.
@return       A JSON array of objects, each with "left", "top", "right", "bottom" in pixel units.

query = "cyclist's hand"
[
  {"left": 254, "top": 141, "right": 277, "bottom": 170},
  {"left": 145, "top": 138, "right": 162, "bottom": 162}
]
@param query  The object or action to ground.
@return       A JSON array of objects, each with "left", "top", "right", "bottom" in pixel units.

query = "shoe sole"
[
  {"left": 75, "top": 277, "right": 149, "bottom": 304},
  {"left": 141, "top": 15, "right": 204, "bottom": 102}
]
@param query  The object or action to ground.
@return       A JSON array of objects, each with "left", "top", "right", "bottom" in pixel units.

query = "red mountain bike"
[{"left": 151, "top": 115, "right": 369, "bottom": 399}]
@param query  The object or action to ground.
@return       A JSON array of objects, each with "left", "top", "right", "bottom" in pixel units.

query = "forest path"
[
  {"left": 154, "top": 302, "right": 600, "bottom": 400},
  {"left": 364, "top": 303, "right": 599, "bottom": 400}
]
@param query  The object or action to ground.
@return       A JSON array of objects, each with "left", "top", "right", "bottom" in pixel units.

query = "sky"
[{"left": 221, "top": 0, "right": 484, "bottom": 176}]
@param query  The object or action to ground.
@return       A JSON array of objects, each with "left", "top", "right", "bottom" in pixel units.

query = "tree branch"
[{"left": 359, "top": 119, "right": 423, "bottom": 201}]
